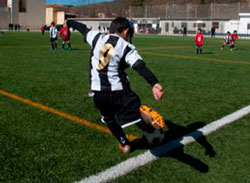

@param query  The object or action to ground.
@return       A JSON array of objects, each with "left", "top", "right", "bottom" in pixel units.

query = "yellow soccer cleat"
[{"left": 140, "top": 104, "right": 165, "bottom": 129}]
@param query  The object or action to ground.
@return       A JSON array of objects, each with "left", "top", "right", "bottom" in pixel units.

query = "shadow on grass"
[
  {"left": 132, "top": 120, "right": 216, "bottom": 173},
  {"left": 201, "top": 52, "right": 214, "bottom": 55}
]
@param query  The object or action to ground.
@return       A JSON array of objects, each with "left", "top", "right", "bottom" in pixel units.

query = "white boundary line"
[{"left": 76, "top": 104, "right": 250, "bottom": 183}]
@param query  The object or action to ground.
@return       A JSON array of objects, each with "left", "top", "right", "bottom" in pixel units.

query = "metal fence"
[{"left": 129, "top": 3, "right": 250, "bottom": 20}]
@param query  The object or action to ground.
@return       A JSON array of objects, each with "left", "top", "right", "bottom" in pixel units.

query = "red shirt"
[
  {"left": 231, "top": 33, "right": 238, "bottom": 42},
  {"left": 59, "top": 27, "right": 70, "bottom": 40},
  {"left": 195, "top": 33, "right": 204, "bottom": 46}
]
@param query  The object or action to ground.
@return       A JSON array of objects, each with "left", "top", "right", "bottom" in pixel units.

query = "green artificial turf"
[{"left": 0, "top": 32, "right": 250, "bottom": 183}]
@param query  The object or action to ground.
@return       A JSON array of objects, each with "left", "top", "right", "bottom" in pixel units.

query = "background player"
[
  {"left": 221, "top": 31, "right": 232, "bottom": 50},
  {"left": 66, "top": 17, "right": 164, "bottom": 154},
  {"left": 49, "top": 21, "right": 58, "bottom": 50},
  {"left": 128, "top": 17, "right": 134, "bottom": 44},
  {"left": 230, "top": 30, "right": 239, "bottom": 51},
  {"left": 59, "top": 23, "right": 72, "bottom": 51},
  {"left": 195, "top": 28, "right": 204, "bottom": 54}
]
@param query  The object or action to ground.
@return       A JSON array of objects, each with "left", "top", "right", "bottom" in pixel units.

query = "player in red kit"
[
  {"left": 59, "top": 23, "right": 72, "bottom": 51},
  {"left": 230, "top": 30, "right": 239, "bottom": 51},
  {"left": 195, "top": 28, "right": 204, "bottom": 54}
]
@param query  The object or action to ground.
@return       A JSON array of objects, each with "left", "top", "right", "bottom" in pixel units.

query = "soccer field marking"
[
  {"left": 141, "top": 52, "right": 250, "bottom": 65},
  {"left": 139, "top": 46, "right": 189, "bottom": 51},
  {"left": 0, "top": 89, "right": 137, "bottom": 140},
  {"left": 77, "top": 104, "right": 250, "bottom": 183}
]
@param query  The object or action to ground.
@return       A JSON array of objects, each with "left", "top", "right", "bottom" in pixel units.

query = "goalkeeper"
[{"left": 66, "top": 17, "right": 164, "bottom": 154}]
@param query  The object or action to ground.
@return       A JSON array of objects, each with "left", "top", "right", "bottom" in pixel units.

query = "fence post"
[
  {"left": 210, "top": 3, "right": 213, "bottom": 20},
  {"left": 237, "top": 2, "right": 241, "bottom": 32},
  {"left": 165, "top": 4, "right": 168, "bottom": 19},
  {"left": 238, "top": 2, "right": 241, "bottom": 15},
  {"left": 129, "top": 6, "right": 131, "bottom": 18}
]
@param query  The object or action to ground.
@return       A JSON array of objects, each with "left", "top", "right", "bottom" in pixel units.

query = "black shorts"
[
  {"left": 93, "top": 90, "right": 142, "bottom": 128},
  {"left": 50, "top": 37, "right": 57, "bottom": 42}
]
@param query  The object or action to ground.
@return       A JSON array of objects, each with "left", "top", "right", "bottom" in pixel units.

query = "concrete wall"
[
  {"left": 19, "top": 0, "right": 45, "bottom": 30},
  {"left": 57, "top": 11, "right": 65, "bottom": 25},
  {"left": 159, "top": 20, "right": 241, "bottom": 35},
  {"left": 78, "top": 20, "right": 111, "bottom": 31},
  {"left": 46, "top": 7, "right": 53, "bottom": 26},
  {"left": 0, "top": 7, "right": 10, "bottom": 29},
  {"left": 238, "top": 13, "right": 250, "bottom": 34}
]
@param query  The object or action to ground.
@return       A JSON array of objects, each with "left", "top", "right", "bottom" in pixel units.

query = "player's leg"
[
  {"left": 62, "top": 40, "right": 65, "bottom": 50},
  {"left": 231, "top": 41, "right": 236, "bottom": 50},
  {"left": 93, "top": 91, "right": 131, "bottom": 153},
  {"left": 54, "top": 39, "right": 57, "bottom": 50},
  {"left": 50, "top": 38, "right": 55, "bottom": 50},
  {"left": 200, "top": 46, "right": 202, "bottom": 54},
  {"left": 67, "top": 40, "right": 72, "bottom": 51},
  {"left": 196, "top": 45, "right": 200, "bottom": 54},
  {"left": 221, "top": 41, "right": 225, "bottom": 50}
]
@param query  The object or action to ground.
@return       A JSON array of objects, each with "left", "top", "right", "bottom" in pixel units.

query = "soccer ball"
[{"left": 142, "top": 128, "right": 164, "bottom": 145}]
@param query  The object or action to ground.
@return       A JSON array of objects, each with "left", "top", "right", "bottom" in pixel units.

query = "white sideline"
[{"left": 76, "top": 104, "right": 250, "bottom": 183}]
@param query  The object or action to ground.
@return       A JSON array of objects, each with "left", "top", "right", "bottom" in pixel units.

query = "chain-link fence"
[
  {"left": 129, "top": 3, "right": 250, "bottom": 20},
  {"left": 127, "top": 3, "right": 250, "bottom": 36}
]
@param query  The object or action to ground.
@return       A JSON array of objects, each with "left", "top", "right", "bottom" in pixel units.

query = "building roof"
[{"left": 46, "top": 4, "right": 79, "bottom": 17}]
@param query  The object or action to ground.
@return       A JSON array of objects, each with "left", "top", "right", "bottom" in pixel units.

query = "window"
[
  {"left": 198, "top": 23, "right": 206, "bottom": 28},
  {"left": 193, "top": 23, "right": 197, "bottom": 28},
  {"left": 248, "top": 24, "right": 250, "bottom": 30},
  {"left": 212, "top": 22, "right": 219, "bottom": 29},
  {"left": 19, "top": 0, "right": 26, "bottom": 12},
  {"left": 181, "top": 22, "right": 187, "bottom": 28}
]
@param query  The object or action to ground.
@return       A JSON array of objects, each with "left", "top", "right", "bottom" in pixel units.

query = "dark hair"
[
  {"left": 227, "top": 31, "right": 231, "bottom": 34},
  {"left": 198, "top": 28, "right": 202, "bottom": 32},
  {"left": 109, "top": 17, "right": 130, "bottom": 34},
  {"left": 51, "top": 21, "right": 55, "bottom": 26}
]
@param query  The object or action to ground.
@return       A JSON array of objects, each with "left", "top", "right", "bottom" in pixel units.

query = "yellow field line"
[
  {"left": 141, "top": 52, "right": 250, "bottom": 65},
  {"left": 0, "top": 89, "right": 137, "bottom": 140}
]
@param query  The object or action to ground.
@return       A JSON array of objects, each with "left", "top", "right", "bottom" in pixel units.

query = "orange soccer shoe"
[
  {"left": 140, "top": 104, "right": 165, "bottom": 129},
  {"left": 118, "top": 144, "right": 131, "bottom": 154}
]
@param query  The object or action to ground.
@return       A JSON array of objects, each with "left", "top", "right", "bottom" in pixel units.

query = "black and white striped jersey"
[
  {"left": 67, "top": 20, "right": 159, "bottom": 92},
  {"left": 50, "top": 26, "right": 58, "bottom": 38},
  {"left": 86, "top": 30, "right": 144, "bottom": 91}
]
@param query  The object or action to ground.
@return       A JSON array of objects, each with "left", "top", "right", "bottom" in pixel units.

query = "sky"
[{"left": 46, "top": 0, "right": 115, "bottom": 6}]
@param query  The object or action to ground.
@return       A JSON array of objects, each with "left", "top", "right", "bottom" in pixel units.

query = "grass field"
[{"left": 1, "top": 31, "right": 250, "bottom": 183}]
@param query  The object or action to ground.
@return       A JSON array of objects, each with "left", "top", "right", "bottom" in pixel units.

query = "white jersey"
[
  {"left": 50, "top": 26, "right": 58, "bottom": 38},
  {"left": 86, "top": 30, "right": 143, "bottom": 91},
  {"left": 225, "top": 35, "right": 232, "bottom": 44}
]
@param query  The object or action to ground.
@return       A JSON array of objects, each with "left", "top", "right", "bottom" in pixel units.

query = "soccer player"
[
  {"left": 66, "top": 17, "right": 164, "bottom": 154},
  {"left": 230, "top": 30, "right": 239, "bottom": 51},
  {"left": 128, "top": 17, "right": 134, "bottom": 44},
  {"left": 221, "top": 31, "right": 232, "bottom": 50},
  {"left": 49, "top": 21, "right": 58, "bottom": 50},
  {"left": 40, "top": 25, "right": 45, "bottom": 35},
  {"left": 59, "top": 23, "right": 72, "bottom": 51},
  {"left": 194, "top": 28, "right": 204, "bottom": 54}
]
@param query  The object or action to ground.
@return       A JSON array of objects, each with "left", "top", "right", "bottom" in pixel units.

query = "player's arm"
[
  {"left": 66, "top": 20, "right": 90, "bottom": 39},
  {"left": 132, "top": 60, "right": 163, "bottom": 100}
]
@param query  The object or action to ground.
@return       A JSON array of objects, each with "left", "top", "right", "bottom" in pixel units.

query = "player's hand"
[{"left": 152, "top": 83, "right": 163, "bottom": 101}]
